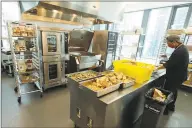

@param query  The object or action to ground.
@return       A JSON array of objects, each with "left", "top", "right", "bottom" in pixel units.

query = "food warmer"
[
  {"left": 67, "top": 30, "right": 102, "bottom": 73},
  {"left": 67, "top": 70, "right": 136, "bottom": 128}
]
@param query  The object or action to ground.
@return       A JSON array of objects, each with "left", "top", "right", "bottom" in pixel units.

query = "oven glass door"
[
  {"left": 44, "top": 62, "right": 61, "bottom": 85},
  {"left": 42, "top": 32, "right": 62, "bottom": 55}
]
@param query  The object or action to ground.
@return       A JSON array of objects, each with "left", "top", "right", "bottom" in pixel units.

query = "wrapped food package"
[{"left": 153, "top": 88, "right": 166, "bottom": 102}]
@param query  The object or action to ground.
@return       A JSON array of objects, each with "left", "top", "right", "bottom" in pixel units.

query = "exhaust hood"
[{"left": 20, "top": 1, "right": 112, "bottom": 25}]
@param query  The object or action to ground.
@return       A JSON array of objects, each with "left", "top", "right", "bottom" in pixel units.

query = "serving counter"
[{"left": 68, "top": 69, "right": 166, "bottom": 128}]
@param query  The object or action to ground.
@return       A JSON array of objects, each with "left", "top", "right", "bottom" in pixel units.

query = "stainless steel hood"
[{"left": 20, "top": 1, "right": 112, "bottom": 25}]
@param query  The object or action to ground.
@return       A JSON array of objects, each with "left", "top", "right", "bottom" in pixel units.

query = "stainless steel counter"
[{"left": 68, "top": 69, "right": 166, "bottom": 128}]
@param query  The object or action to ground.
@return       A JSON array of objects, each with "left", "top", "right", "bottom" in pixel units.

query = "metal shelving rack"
[
  {"left": 116, "top": 31, "right": 142, "bottom": 61},
  {"left": 183, "top": 32, "right": 192, "bottom": 88},
  {"left": 159, "top": 29, "right": 186, "bottom": 57},
  {"left": 7, "top": 21, "right": 43, "bottom": 103},
  {"left": 105, "top": 32, "right": 118, "bottom": 70},
  {"left": 156, "top": 29, "right": 186, "bottom": 66},
  {"left": 157, "top": 28, "right": 192, "bottom": 88}
]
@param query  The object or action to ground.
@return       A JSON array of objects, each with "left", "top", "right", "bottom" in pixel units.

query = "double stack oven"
[{"left": 38, "top": 29, "right": 69, "bottom": 89}]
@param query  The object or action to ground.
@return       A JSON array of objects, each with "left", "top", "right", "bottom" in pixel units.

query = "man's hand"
[
  {"left": 156, "top": 64, "right": 165, "bottom": 70},
  {"left": 160, "top": 54, "right": 167, "bottom": 58}
]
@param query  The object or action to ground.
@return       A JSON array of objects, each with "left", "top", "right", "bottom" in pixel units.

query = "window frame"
[
  {"left": 169, "top": 4, "right": 191, "bottom": 29},
  {"left": 122, "top": 3, "right": 192, "bottom": 62}
]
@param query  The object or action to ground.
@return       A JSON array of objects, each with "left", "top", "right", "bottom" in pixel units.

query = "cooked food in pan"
[
  {"left": 105, "top": 72, "right": 135, "bottom": 83},
  {"left": 82, "top": 76, "right": 116, "bottom": 91},
  {"left": 82, "top": 72, "right": 135, "bottom": 91},
  {"left": 69, "top": 71, "right": 99, "bottom": 81}
]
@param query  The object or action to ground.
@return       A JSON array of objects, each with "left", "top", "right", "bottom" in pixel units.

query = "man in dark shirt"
[{"left": 162, "top": 35, "right": 189, "bottom": 115}]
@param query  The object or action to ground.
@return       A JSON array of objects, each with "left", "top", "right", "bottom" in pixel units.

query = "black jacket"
[{"left": 163, "top": 45, "right": 189, "bottom": 83}]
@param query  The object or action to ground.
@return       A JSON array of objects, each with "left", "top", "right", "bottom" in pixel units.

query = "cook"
[{"left": 158, "top": 35, "right": 189, "bottom": 115}]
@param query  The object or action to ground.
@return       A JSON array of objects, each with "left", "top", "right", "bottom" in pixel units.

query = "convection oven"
[{"left": 38, "top": 28, "right": 69, "bottom": 89}]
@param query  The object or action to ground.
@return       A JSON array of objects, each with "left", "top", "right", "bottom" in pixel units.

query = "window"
[
  {"left": 172, "top": 6, "right": 189, "bottom": 29},
  {"left": 141, "top": 7, "right": 171, "bottom": 59},
  {"left": 2, "top": 2, "right": 20, "bottom": 51},
  {"left": 188, "top": 13, "right": 192, "bottom": 27},
  {"left": 118, "top": 11, "right": 144, "bottom": 59},
  {"left": 123, "top": 11, "right": 144, "bottom": 32},
  {"left": 47, "top": 35, "right": 57, "bottom": 52},
  {"left": 92, "top": 24, "right": 107, "bottom": 30},
  {"left": 99, "top": 24, "right": 107, "bottom": 30},
  {"left": 121, "top": 35, "right": 140, "bottom": 58},
  {"left": 92, "top": 24, "right": 100, "bottom": 30}
]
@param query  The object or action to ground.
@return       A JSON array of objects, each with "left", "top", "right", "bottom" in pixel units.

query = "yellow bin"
[{"left": 113, "top": 59, "right": 155, "bottom": 84}]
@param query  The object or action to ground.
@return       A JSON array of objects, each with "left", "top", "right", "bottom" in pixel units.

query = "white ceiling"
[
  {"left": 124, "top": 2, "right": 192, "bottom": 12},
  {"left": 80, "top": 2, "right": 192, "bottom": 22},
  {"left": 98, "top": 2, "right": 127, "bottom": 22},
  {"left": 71, "top": 2, "right": 127, "bottom": 22},
  {"left": 98, "top": 2, "right": 192, "bottom": 22}
]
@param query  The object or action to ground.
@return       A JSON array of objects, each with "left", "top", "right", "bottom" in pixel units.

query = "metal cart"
[{"left": 7, "top": 21, "right": 43, "bottom": 103}]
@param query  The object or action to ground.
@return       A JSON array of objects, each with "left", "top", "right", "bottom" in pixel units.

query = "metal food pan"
[
  {"left": 66, "top": 70, "right": 103, "bottom": 82},
  {"left": 121, "top": 80, "right": 135, "bottom": 89},
  {"left": 101, "top": 70, "right": 114, "bottom": 75},
  {"left": 80, "top": 79, "right": 120, "bottom": 97}
]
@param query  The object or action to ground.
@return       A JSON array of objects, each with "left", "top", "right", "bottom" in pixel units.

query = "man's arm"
[{"left": 164, "top": 51, "right": 181, "bottom": 69}]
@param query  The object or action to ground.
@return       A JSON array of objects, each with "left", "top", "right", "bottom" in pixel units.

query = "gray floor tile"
[{"left": 2, "top": 72, "right": 192, "bottom": 127}]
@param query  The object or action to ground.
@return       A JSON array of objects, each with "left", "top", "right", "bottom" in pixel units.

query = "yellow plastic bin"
[{"left": 113, "top": 60, "right": 155, "bottom": 84}]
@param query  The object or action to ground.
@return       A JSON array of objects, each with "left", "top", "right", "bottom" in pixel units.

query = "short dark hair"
[{"left": 166, "top": 35, "right": 181, "bottom": 43}]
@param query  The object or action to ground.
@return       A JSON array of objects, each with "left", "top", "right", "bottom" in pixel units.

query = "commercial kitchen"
[{"left": 2, "top": 1, "right": 192, "bottom": 128}]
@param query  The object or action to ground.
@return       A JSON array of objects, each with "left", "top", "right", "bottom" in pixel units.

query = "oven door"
[
  {"left": 43, "top": 62, "right": 61, "bottom": 85},
  {"left": 42, "top": 32, "right": 62, "bottom": 55}
]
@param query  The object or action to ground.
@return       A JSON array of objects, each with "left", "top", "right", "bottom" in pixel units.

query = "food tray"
[
  {"left": 101, "top": 70, "right": 114, "bottom": 75},
  {"left": 80, "top": 79, "right": 121, "bottom": 97},
  {"left": 18, "top": 74, "right": 39, "bottom": 84},
  {"left": 66, "top": 70, "right": 103, "bottom": 82},
  {"left": 121, "top": 80, "right": 135, "bottom": 89}
]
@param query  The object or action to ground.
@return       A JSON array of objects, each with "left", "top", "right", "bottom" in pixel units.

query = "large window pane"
[
  {"left": 188, "top": 13, "right": 192, "bottom": 27},
  {"left": 172, "top": 6, "right": 189, "bottom": 29},
  {"left": 119, "top": 11, "right": 143, "bottom": 59},
  {"left": 99, "top": 24, "right": 107, "bottom": 30},
  {"left": 123, "top": 11, "right": 144, "bottom": 32},
  {"left": 142, "top": 7, "right": 171, "bottom": 59},
  {"left": 121, "top": 35, "right": 140, "bottom": 58}
]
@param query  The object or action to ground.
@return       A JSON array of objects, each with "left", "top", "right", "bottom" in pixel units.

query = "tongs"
[{"left": 88, "top": 60, "right": 104, "bottom": 75}]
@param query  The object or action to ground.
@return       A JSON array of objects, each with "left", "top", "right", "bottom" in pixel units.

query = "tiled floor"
[
  {"left": 2, "top": 72, "right": 192, "bottom": 127},
  {"left": 158, "top": 88, "right": 192, "bottom": 127},
  {"left": 2, "top": 72, "right": 73, "bottom": 127}
]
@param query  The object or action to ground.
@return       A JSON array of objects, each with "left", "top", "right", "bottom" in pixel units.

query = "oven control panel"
[{"left": 42, "top": 55, "right": 61, "bottom": 62}]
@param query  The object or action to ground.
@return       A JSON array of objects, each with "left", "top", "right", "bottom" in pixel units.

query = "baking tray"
[
  {"left": 80, "top": 78, "right": 121, "bottom": 97},
  {"left": 66, "top": 70, "right": 103, "bottom": 82}
]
